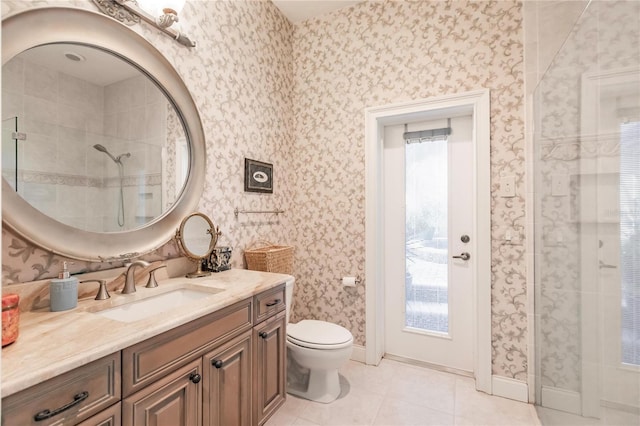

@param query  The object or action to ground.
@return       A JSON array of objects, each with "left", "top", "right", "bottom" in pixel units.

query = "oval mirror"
[
  {"left": 176, "top": 212, "right": 218, "bottom": 278},
  {"left": 1, "top": 7, "right": 205, "bottom": 262}
]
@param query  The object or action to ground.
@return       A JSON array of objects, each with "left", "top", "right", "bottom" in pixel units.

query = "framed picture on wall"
[{"left": 244, "top": 158, "right": 273, "bottom": 193}]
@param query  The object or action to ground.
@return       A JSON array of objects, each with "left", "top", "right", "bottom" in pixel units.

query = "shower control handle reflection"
[{"left": 452, "top": 252, "right": 471, "bottom": 261}]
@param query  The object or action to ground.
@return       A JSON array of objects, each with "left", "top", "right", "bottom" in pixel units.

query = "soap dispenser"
[{"left": 50, "top": 262, "right": 78, "bottom": 312}]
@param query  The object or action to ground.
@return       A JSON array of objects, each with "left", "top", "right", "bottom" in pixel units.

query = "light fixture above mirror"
[{"left": 92, "top": 0, "right": 195, "bottom": 48}]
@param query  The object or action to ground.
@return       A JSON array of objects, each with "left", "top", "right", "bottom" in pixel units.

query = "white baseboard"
[
  {"left": 541, "top": 385, "right": 581, "bottom": 415},
  {"left": 492, "top": 375, "right": 529, "bottom": 403},
  {"left": 354, "top": 349, "right": 530, "bottom": 403},
  {"left": 350, "top": 344, "right": 366, "bottom": 363}
]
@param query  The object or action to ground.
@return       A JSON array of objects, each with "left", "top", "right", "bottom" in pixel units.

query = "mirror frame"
[{"left": 1, "top": 7, "right": 206, "bottom": 262}]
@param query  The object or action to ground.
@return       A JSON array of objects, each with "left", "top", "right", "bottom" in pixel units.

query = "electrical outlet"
[{"left": 500, "top": 176, "right": 516, "bottom": 197}]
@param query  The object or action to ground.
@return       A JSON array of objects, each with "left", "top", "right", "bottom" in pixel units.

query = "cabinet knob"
[
  {"left": 259, "top": 331, "right": 268, "bottom": 339},
  {"left": 212, "top": 359, "right": 223, "bottom": 369},
  {"left": 189, "top": 373, "right": 201, "bottom": 384}
]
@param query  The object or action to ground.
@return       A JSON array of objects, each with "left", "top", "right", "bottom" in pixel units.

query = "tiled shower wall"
[
  {"left": 101, "top": 75, "right": 167, "bottom": 231},
  {"left": 2, "top": 54, "right": 108, "bottom": 230},
  {"left": 3, "top": 0, "right": 530, "bottom": 381},
  {"left": 2, "top": 56, "right": 170, "bottom": 232}
]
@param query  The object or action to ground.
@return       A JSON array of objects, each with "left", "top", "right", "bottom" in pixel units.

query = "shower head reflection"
[{"left": 93, "top": 144, "right": 130, "bottom": 165}]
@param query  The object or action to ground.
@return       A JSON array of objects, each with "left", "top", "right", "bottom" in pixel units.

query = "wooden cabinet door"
[
  {"left": 123, "top": 359, "right": 202, "bottom": 426},
  {"left": 253, "top": 311, "right": 286, "bottom": 426},
  {"left": 203, "top": 331, "right": 252, "bottom": 426}
]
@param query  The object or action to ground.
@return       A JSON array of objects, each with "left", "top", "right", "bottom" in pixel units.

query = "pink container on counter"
[{"left": 2, "top": 293, "right": 20, "bottom": 347}]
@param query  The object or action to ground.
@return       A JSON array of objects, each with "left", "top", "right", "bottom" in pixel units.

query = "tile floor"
[
  {"left": 535, "top": 405, "right": 640, "bottom": 426},
  {"left": 266, "top": 358, "right": 541, "bottom": 426}
]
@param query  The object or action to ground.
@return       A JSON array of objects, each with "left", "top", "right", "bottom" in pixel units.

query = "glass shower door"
[
  {"left": 534, "top": 2, "right": 640, "bottom": 423},
  {"left": 579, "top": 68, "right": 640, "bottom": 417}
]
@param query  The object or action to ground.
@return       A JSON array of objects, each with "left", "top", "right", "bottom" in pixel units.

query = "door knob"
[{"left": 452, "top": 252, "right": 470, "bottom": 261}]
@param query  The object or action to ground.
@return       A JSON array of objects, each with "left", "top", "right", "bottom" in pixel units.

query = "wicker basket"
[{"left": 244, "top": 243, "right": 294, "bottom": 274}]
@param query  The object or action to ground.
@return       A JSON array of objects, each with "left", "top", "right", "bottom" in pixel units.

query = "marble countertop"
[{"left": 1, "top": 268, "right": 291, "bottom": 398}]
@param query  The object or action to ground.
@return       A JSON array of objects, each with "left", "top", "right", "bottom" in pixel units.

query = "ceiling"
[{"left": 271, "top": 0, "right": 363, "bottom": 23}]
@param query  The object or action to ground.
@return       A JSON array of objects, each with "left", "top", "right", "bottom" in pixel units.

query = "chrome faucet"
[{"left": 122, "top": 260, "right": 150, "bottom": 294}]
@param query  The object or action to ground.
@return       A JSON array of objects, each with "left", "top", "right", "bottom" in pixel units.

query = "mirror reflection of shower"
[{"left": 93, "top": 144, "right": 131, "bottom": 228}]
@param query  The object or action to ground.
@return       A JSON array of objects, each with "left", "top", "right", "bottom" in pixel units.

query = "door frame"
[{"left": 364, "top": 89, "right": 492, "bottom": 393}]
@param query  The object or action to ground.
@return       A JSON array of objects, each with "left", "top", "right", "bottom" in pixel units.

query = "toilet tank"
[{"left": 285, "top": 277, "right": 295, "bottom": 324}]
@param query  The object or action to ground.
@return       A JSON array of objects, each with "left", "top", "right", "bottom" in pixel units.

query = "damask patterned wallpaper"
[
  {"left": 288, "top": 0, "right": 527, "bottom": 380},
  {"left": 2, "top": 0, "right": 528, "bottom": 381}
]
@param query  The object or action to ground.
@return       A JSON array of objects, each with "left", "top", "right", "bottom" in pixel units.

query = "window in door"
[{"left": 405, "top": 137, "right": 449, "bottom": 334}]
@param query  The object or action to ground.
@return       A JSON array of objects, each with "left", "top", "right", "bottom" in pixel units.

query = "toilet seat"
[{"left": 287, "top": 320, "right": 353, "bottom": 350}]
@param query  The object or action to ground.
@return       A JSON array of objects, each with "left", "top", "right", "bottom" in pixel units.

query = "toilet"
[{"left": 284, "top": 277, "right": 353, "bottom": 403}]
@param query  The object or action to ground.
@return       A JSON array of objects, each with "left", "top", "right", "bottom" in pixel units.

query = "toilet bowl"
[{"left": 284, "top": 278, "right": 353, "bottom": 403}]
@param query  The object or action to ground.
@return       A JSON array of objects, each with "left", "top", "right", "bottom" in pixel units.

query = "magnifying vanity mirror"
[
  {"left": 175, "top": 212, "right": 220, "bottom": 278},
  {"left": 1, "top": 7, "right": 206, "bottom": 262}
]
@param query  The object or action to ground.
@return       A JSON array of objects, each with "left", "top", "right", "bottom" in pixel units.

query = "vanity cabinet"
[
  {"left": 121, "top": 299, "right": 252, "bottom": 426},
  {"left": 2, "top": 283, "right": 286, "bottom": 426},
  {"left": 1, "top": 353, "right": 120, "bottom": 426},
  {"left": 253, "top": 287, "right": 287, "bottom": 426},
  {"left": 120, "top": 284, "right": 286, "bottom": 426}
]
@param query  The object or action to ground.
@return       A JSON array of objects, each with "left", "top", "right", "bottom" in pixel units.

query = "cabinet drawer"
[
  {"left": 76, "top": 402, "right": 121, "bottom": 426},
  {"left": 2, "top": 353, "right": 120, "bottom": 426},
  {"left": 123, "top": 299, "right": 252, "bottom": 396},
  {"left": 254, "top": 284, "right": 285, "bottom": 324}
]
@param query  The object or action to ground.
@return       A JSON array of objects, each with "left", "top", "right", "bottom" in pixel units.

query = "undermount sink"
[{"left": 92, "top": 288, "right": 222, "bottom": 323}]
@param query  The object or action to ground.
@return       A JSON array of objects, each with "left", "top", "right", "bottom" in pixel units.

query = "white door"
[{"left": 383, "top": 115, "right": 474, "bottom": 372}]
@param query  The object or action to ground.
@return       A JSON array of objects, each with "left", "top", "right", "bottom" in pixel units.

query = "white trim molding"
[
  {"left": 541, "top": 386, "right": 581, "bottom": 415},
  {"left": 364, "top": 89, "right": 492, "bottom": 394},
  {"left": 350, "top": 345, "right": 367, "bottom": 364},
  {"left": 492, "top": 375, "right": 529, "bottom": 403}
]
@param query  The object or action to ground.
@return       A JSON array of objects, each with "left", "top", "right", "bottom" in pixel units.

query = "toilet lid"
[{"left": 287, "top": 320, "right": 353, "bottom": 349}]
